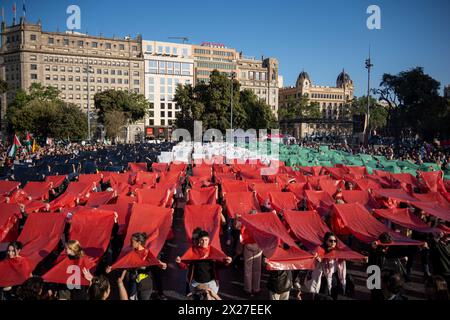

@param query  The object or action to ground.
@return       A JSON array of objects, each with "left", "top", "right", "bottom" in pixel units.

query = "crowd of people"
[{"left": 0, "top": 137, "right": 449, "bottom": 301}]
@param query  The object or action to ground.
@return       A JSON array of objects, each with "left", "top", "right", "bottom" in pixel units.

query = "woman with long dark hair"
[{"left": 304, "top": 232, "right": 347, "bottom": 300}]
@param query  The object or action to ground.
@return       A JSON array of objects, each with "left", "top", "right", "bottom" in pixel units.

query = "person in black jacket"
[
  {"left": 429, "top": 231, "right": 450, "bottom": 286},
  {"left": 267, "top": 269, "right": 293, "bottom": 300},
  {"left": 368, "top": 232, "right": 409, "bottom": 300}
]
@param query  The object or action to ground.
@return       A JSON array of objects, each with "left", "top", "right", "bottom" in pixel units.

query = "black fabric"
[{"left": 192, "top": 260, "right": 215, "bottom": 283}]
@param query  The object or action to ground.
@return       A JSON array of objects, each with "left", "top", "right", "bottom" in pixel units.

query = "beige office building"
[
  {"left": 0, "top": 19, "right": 144, "bottom": 141},
  {"left": 192, "top": 42, "right": 280, "bottom": 116},
  {"left": 279, "top": 70, "right": 355, "bottom": 138},
  {"left": 236, "top": 54, "right": 280, "bottom": 116}
]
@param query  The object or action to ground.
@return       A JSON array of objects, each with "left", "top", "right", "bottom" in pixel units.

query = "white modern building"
[{"left": 143, "top": 40, "right": 194, "bottom": 138}]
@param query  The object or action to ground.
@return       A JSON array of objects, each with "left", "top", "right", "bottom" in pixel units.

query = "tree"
[
  {"left": 240, "top": 89, "right": 278, "bottom": 129},
  {"left": 278, "top": 96, "right": 321, "bottom": 120},
  {"left": 104, "top": 110, "right": 127, "bottom": 142},
  {"left": 174, "top": 70, "right": 277, "bottom": 134},
  {"left": 174, "top": 84, "right": 204, "bottom": 134},
  {"left": 0, "top": 80, "right": 8, "bottom": 94},
  {"left": 94, "top": 90, "right": 148, "bottom": 125},
  {"left": 6, "top": 84, "right": 88, "bottom": 139},
  {"left": 375, "top": 67, "right": 450, "bottom": 139},
  {"left": 350, "top": 96, "right": 388, "bottom": 131}
]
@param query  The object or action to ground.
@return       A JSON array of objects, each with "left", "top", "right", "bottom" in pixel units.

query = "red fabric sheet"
[
  {"left": 269, "top": 191, "right": 300, "bottom": 212},
  {"left": 286, "top": 183, "right": 307, "bottom": 200},
  {"left": 109, "top": 172, "right": 133, "bottom": 186},
  {"left": 187, "top": 187, "right": 217, "bottom": 205},
  {"left": 78, "top": 174, "right": 102, "bottom": 186},
  {"left": 42, "top": 209, "right": 115, "bottom": 284},
  {"left": 23, "top": 181, "right": 51, "bottom": 201},
  {"left": 305, "top": 190, "right": 335, "bottom": 216},
  {"left": 418, "top": 171, "right": 446, "bottom": 193},
  {"left": 390, "top": 173, "right": 420, "bottom": 190},
  {"left": 345, "top": 166, "right": 368, "bottom": 179},
  {"left": 283, "top": 210, "right": 365, "bottom": 260},
  {"left": 410, "top": 201, "right": 450, "bottom": 223},
  {"left": 250, "top": 183, "right": 282, "bottom": 205},
  {"left": 128, "top": 162, "right": 148, "bottom": 172},
  {"left": 354, "top": 178, "right": 383, "bottom": 191},
  {"left": 135, "top": 187, "right": 171, "bottom": 206},
  {"left": 373, "top": 208, "right": 438, "bottom": 233},
  {"left": 0, "top": 203, "right": 21, "bottom": 242},
  {"left": 181, "top": 204, "right": 226, "bottom": 262},
  {"left": 299, "top": 166, "right": 323, "bottom": 176},
  {"left": 193, "top": 166, "right": 213, "bottom": 178},
  {"left": 152, "top": 163, "right": 168, "bottom": 173},
  {"left": 214, "top": 172, "right": 236, "bottom": 184},
  {"left": 413, "top": 192, "right": 450, "bottom": 208},
  {"left": 0, "top": 181, "right": 20, "bottom": 196},
  {"left": 188, "top": 175, "right": 212, "bottom": 189},
  {"left": 306, "top": 175, "right": 331, "bottom": 190},
  {"left": 342, "top": 190, "right": 381, "bottom": 210},
  {"left": 319, "top": 179, "right": 344, "bottom": 197},
  {"left": 373, "top": 188, "right": 418, "bottom": 203},
  {"left": 331, "top": 203, "right": 422, "bottom": 245},
  {"left": 134, "top": 172, "right": 158, "bottom": 187},
  {"left": 85, "top": 191, "right": 115, "bottom": 207},
  {"left": 240, "top": 212, "right": 315, "bottom": 270},
  {"left": 112, "top": 204, "right": 173, "bottom": 269},
  {"left": 221, "top": 180, "right": 248, "bottom": 195},
  {"left": 0, "top": 213, "right": 66, "bottom": 287},
  {"left": 45, "top": 175, "right": 67, "bottom": 189},
  {"left": 239, "top": 169, "right": 263, "bottom": 180},
  {"left": 170, "top": 162, "right": 188, "bottom": 172},
  {"left": 99, "top": 195, "right": 134, "bottom": 235}
]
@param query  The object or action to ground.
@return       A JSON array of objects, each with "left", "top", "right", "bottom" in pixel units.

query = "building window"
[
  {"left": 48, "top": 37, "right": 54, "bottom": 44},
  {"left": 31, "top": 74, "right": 38, "bottom": 80},
  {"left": 132, "top": 45, "right": 138, "bottom": 51},
  {"left": 105, "top": 43, "right": 111, "bottom": 49},
  {"left": 92, "top": 42, "right": 98, "bottom": 48},
  {"left": 119, "top": 44, "right": 125, "bottom": 50},
  {"left": 133, "top": 71, "right": 139, "bottom": 76},
  {"left": 161, "top": 111, "right": 165, "bottom": 117},
  {"left": 159, "top": 61, "right": 166, "bottom": 74},
  {"left": 167, "top": 62, "right": 173, "bottom": 75},
  {"left": 181, "top": 63, "right": 190, "bottom": 75},
  {"left": 30, "top": 55, "right": 37, "bottom": 61},
  {"left": 174, "top": 62, "right": 181, "bottom": 75},
  {"left": 158, "top": 46, "right": 163, "bottom": 54},
  {"left": 146, "top": 45, "right": 153, "bottom": 53},
  {"left": 78, "top": 40, "right": 84, "bottom": 47},
  {"left": 30, "top": 34, "right": 37, "bottom": 41},
  {"left": 182, "top": 48, "right": 188, "bottom": 57},
  {"left": 134, "top": 80, "right": 139, "bottom": 85}
]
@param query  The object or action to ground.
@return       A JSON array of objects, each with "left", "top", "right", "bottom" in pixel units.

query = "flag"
[
  {"left": 24, "top": 132, "right": 32, "bottom": 152},
  {"left": 22, "top": 1, "right": 26, "bottom": 18},
  {"left": 32, "top": 139, "right": 38, "bottom": 153},
  {"left": 8, "top": 134, "right": 22, "bottom": 158}
]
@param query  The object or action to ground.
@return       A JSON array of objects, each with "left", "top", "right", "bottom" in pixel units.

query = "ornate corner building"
[{"left": 278, "top": 70, "right": 355, "bottom": 139}]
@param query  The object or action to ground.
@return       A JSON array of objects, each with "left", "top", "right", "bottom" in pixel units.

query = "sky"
[{"left": 2, "top": 0, "right": 450, "bottom": 97}]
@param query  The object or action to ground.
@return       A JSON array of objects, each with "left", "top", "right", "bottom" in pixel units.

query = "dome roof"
[
  {"left": 336, "top": 70, "right": 353, "bottom": 88},
  {"left": 296, "top": 71, "right": 311, "bottom": 87}
]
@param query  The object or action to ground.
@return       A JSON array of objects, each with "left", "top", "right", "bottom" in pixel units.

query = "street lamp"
[
  {"left": 365, "top": 48, "right": 373, "bottom": 145},
  {"left": 84, "top": 61, "right": 94, "bottom": 141},
  {"left": 230, "top": 71, "right": 236, "bottom": 131}
]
